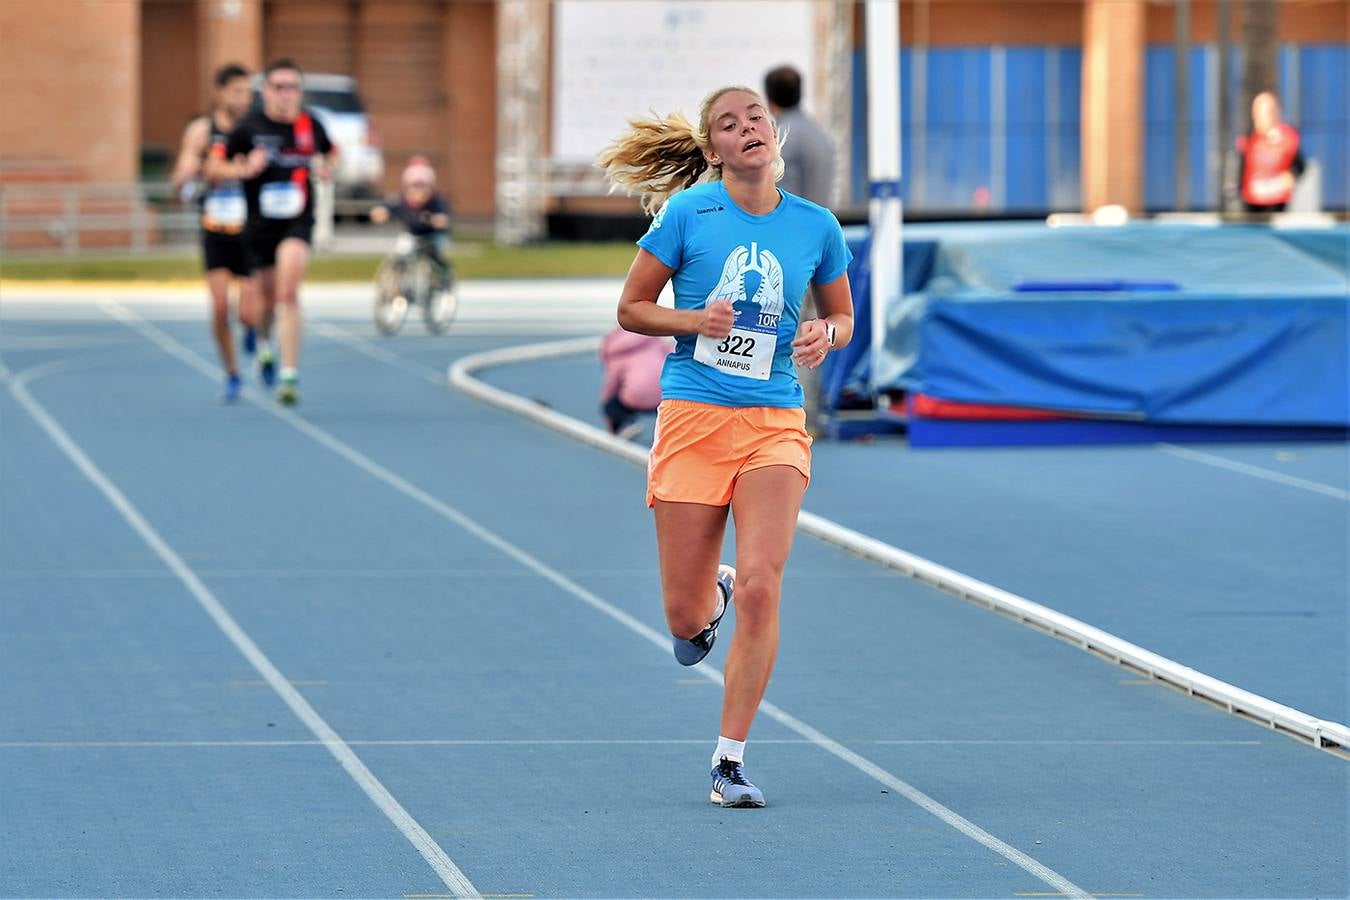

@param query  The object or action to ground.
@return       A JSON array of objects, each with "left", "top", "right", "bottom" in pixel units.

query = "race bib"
[
  {"left": 1249, "top": 176, "right": 1286, "bottom": 204},
  {"left": 259, "top": 181, "right": 305, "bottom": 219},
  {"left": 203, "top": 187, "right": 246, "bottom": 230},
  {"left": 694, "top": 306, "right": 778, "bottom": 380}
]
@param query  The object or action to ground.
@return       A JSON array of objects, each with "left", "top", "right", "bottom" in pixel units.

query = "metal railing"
[
  {"left": 0, "top": 179, "right": 351, "bottom": 257},
  {"left": 0, "top": 181, "right": 198, "bottom": 255}
]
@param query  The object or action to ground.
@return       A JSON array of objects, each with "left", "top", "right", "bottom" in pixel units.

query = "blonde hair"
[{"left": 596, "top": 85, "right": 785, "bottom": 216}]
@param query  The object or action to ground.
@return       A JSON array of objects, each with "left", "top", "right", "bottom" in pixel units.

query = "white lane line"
[
  {"left": 0, "top": 739, "right": 1265, "bottom": 750},
  {"left": 0, "top": 739, "right": 803, "bottom": 749},
  {"left": 870, "top": 739, "right": 1266, "bottom": 745},
  {"left": 0, "top": 567, "right": 673, "bottom": 580},
  {"left": 0, "top": 335, "right": 141, "bottom": 350},
  {"left": 105, "top": 302, "right": 1092, "bottom": 900},
  {"left": 310, "top": 320, "right": 446, "bottom": 385},
  {"left": 0, "top": 358, "right": 480, "bottom": 899},
  {"left": 1158, "top": 443, "right": 1349, "bottom": 501}
]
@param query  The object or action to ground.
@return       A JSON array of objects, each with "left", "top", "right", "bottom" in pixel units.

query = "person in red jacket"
[{"left": 1236, "top": 91, "right": 1305, "bottom": 214}]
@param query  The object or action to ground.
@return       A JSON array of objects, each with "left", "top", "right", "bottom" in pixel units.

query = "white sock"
[
  {"left": 711, "top": 581, "right": 727, "bottom": 622},
  {"left": 280, "top": 366, "right": 298, "bottom": 381},
  {"left": 712, "top": 736, "right": 745, "bottom": 767},
  {"left": 679, "top": 583, "right": 725, "bottom": 638}
]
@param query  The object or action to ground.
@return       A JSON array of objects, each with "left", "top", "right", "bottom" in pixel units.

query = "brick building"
[
  {"left": 1, "top": 0, "right": 1345, "bottom": 224},
  {"left": 138, "top": 0, "right": 498, "bottom": 219}
]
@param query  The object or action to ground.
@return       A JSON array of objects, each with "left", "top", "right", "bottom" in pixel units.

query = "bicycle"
[{"left": 373, "top": 233, "right": 458, "bottom": 335}]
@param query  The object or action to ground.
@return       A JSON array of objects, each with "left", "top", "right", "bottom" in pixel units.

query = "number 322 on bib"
[{"left": 694, "top": 308, "right": 778, "bottom": 381}]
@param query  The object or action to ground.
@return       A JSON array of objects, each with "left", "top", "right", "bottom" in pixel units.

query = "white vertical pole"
[
  {"left": 865, "top": 0, "right": 902, "bottom": 396},
  {"left": 313, "top": 177, "right": 335, "bottom": 251}
]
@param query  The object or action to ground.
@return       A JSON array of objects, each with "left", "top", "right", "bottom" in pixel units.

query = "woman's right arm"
[{"left": 617, "top": 249, "right": 733, "bottom": 338}]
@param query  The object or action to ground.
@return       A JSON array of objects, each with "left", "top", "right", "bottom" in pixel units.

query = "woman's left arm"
[{"left": 791, "top": 274, "right": 853, "bottom": 369}]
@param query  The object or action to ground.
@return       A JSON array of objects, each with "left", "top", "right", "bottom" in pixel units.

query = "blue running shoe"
[
  {"left": 673, "top": 564, "right": 734, "bottom": 666},
  {"left": 710, "top": 756, "right": 765, "bottom": 808},
  {"left": 257, "top": 348, "right": 277, "bottom": 387},
  {"left": 221, "top": 373, "right": 242, "bottom": 404},
  {"left": 242, "top": 327, "right": 257, "bottom": 356}
]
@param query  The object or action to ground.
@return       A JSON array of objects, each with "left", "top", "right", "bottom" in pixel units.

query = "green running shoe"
[{"left": 276, "top": 374, "right": 300, "bottom": 407}]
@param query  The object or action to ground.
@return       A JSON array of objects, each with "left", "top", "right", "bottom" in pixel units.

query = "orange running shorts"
[{"left": 646, "top": 399, "right": 812, "bottom": 507}]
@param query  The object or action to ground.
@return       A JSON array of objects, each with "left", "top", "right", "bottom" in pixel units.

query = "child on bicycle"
[{"left": 370, "top": 156, "right": 452, "bottom": 289}]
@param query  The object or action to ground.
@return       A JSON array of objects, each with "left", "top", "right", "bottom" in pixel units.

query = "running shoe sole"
[{"left": 709, "top": 788, "right": 766, "bottom": 808}]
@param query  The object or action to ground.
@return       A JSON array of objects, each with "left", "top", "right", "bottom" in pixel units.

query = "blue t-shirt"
[{"left": 636, "top": 181, "right": 851, "bottom": 409}]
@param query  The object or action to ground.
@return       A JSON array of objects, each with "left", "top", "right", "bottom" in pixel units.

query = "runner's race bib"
[
  {"left": 203, "top": 186, "right": 247, "bottom": 230},
  {"left": 259, "top": 181, "right": 305, "bottom": 219},
  {"left": 694, "top": 305, "right": 778, "bottom": 381},
  {"left": 1249, "top": 176, "right": 1286, "bottom": 205}
]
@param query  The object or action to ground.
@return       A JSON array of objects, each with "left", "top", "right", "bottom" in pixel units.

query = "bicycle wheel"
[
  {"left": 373, "top": 259, "right": 409, "bottom": 336},
  {"left": 422, "top": 263, "right": 459, "bottom": 334}
]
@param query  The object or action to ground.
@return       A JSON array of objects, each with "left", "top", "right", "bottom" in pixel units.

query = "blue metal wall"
[
  {"left": 852, "top": 43, "right": 1347, "bottom": 213},
  {"left": 1293, "top": 45, "right": 1349, "bottom": 209}
]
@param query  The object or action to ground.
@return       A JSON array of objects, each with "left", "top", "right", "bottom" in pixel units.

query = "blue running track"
[{"left": 1, "top": 285, "right": 1345, "bottom": 899}]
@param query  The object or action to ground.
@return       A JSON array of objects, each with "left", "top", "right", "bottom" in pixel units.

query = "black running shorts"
[
  {"left": 248, "top": 218, "right": 314, "bottom": 271},
  {"left": 202, "top": 230, "right": 251, "bottom": 276}
]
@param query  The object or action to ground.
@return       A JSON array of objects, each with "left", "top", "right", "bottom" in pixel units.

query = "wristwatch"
[{"left": 824, "top": 320, "right": 837, "bottom": 348}]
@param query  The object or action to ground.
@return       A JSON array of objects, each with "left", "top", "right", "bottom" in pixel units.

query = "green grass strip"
[{"left": 0, "top": 241, "right": 637, "bottom": 282}]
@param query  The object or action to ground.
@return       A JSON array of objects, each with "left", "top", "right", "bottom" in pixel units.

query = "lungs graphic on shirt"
[{"left": 704, "top": 242, "right": 785, "bottom": 317}]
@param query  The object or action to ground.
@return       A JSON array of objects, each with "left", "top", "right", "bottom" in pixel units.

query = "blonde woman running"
[{"left": 599, "top": 86, "right": 853, "bottom": 808}]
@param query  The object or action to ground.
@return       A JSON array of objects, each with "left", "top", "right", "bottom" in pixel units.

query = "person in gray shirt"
[
  {"left": 764, "top": 65, "right": 837, "bottom": 208},
  {"left": 765, "top": 66, "right": 839, "bottom": 435}
]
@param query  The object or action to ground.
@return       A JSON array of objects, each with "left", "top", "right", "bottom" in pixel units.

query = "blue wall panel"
[
  {"left": 1189, "top": 48, "right": 1213, "bottom": 209},
  {"left": 1050, "top": 48, "right": 1083, "bottom": 209},
  {"left": 1004, "top": 47, "right": 1050, "bottom": 210},
  {"left": 848, "top": 42, "right": 1344, "bottom": 214},
  {"left": 850, "top": 48, "right": 868, "bottom": 205},
  {"left": 900, "top": 48, "right": 915, "bottom": 206},
  {"left": 1298, "top": 45, "right": 1349, "bottom": 208},
  {"left": 1145, "top": 46, "right": 1177, "bottom": 210},
  {"left": 924, "top": 48, "right": 993, "bottom": 209}
]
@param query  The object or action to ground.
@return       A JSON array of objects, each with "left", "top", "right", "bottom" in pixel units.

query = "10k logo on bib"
[{"left": 694, "top": 242, "right": 784, "bottom": 381}]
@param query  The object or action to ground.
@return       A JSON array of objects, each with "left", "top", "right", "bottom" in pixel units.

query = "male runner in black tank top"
[
  {"left": 170, "top": 63, "right": 259, "bottom": 403},
  {"left": 209, "top": 57, "right": 338, "bottom": 407}
]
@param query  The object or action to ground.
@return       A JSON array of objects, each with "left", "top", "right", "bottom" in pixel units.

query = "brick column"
[
  {"left": 198, "top": 0, "right": 263, "bottom": 105},
  {"left": 1081, "top": 0, "right": 1145, "bottom": 212},
  {"left": 0, "top": 0, "right": 141, "bottom": 182},
  {"left": 444, "top": 0, "right": 498, "bottom": 221}
]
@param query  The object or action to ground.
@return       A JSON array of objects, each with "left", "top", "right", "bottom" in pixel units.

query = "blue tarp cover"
[
  {"left": 918, "top": 292, "right": 1348, "bottom": 424},
  {"left": 833, "top": 224, "right": 1349, "bottom": 426}
]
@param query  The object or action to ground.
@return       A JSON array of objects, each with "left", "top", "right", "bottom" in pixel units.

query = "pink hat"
[{"left": 402, "top": 159, "right": 436, "bottom": 187}]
